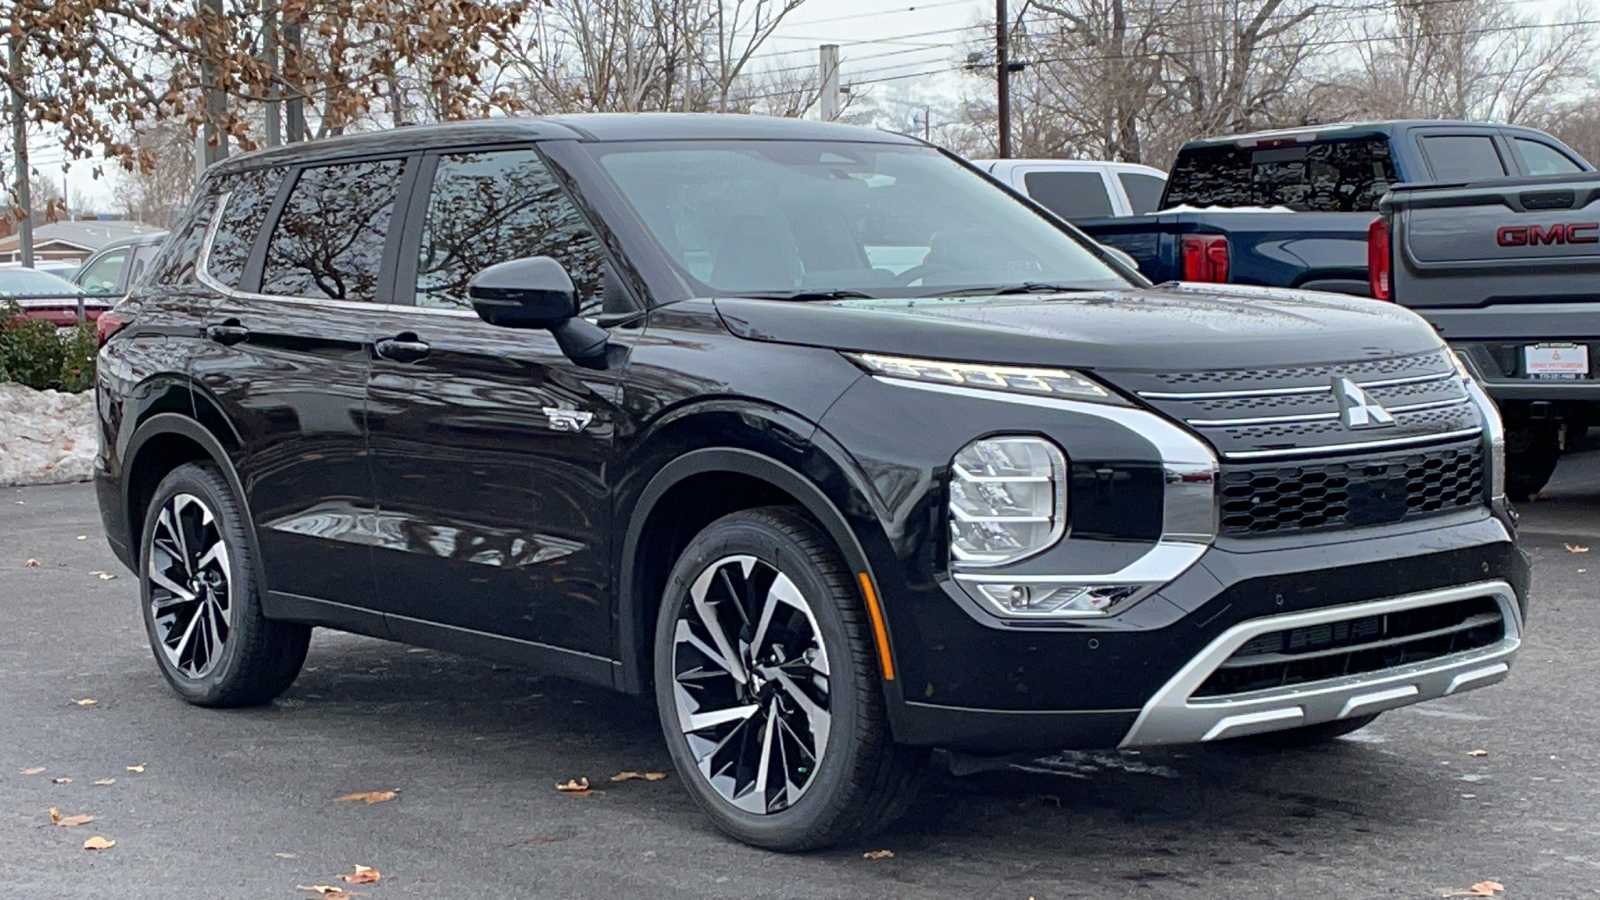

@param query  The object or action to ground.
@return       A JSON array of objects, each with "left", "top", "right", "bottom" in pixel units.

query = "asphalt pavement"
[{"left": 3, "top": 457, "right": 1599, "bottom": 899}]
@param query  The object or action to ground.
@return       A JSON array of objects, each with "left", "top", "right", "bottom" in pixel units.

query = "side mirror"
[
  {"left": 1099, "top": 244, "right": 1140, "bottom": 272},
  {"left": 467, "top": 256, "right": 610, "bottom": 368},
  {"left": 468, "top": 256, "right": 579, "bottom": 329}
]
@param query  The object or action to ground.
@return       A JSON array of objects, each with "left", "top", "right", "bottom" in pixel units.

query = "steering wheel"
[{"left": 893, "top": 263, "right": 956, "bottom": 287}]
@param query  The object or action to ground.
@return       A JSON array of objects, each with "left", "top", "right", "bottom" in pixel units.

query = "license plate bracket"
[{"left": 1524, "top": 343, "right": 1589, "bottom": 380}]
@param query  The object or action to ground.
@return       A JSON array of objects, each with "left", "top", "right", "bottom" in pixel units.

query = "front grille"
[
  {"left": 1194, "top": 596, "right": 1505, "bottom": 697},
  {"left": 1152, "top": 350, "right": 1451, "bottom": 389},
  {"left": 1220, "top": 441, "right": 1484, "bottom": 536}
]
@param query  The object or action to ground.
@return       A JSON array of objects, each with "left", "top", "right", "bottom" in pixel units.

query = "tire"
[
  {"left": 653, "top": 506, "right": 927, "bottom": 851},
  {"left": 138, "top": 461, "right": 311, "bottom": 708},
  {"left": 1234, "top": 714, "right": 1379, "bottom": 748},
  {"left": 1505, "top": 424, "right": 1560, "bottom": 502}
]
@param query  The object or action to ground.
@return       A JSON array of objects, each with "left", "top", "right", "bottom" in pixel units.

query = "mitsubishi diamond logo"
[{"left": 1334, "top": 377, "right": 1396, "bottom": 429}]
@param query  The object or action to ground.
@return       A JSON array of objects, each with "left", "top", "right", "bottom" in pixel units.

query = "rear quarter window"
[
  {"left": 1420, "top": 135, "right": 1507, "bottom": 181},
  {"left": 1514, "top": 138, "right": 1584, "bottom": 176},
  {"left": 1163, "top": 137, "right": 1396, "bottom": 212},
  {"left": 147, "top": 193, "right": 218, "bottom": 288},
  {"left": 1022, "top": 170, "right": 1115, "bottom": 219}
]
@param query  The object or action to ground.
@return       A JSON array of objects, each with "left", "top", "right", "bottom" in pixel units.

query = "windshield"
[
  {"left": 587, "top": 140, "right": 1128, "bottom": 297},
  {"left": 0, "top": 268, "right": 80, "bottom": 297}
]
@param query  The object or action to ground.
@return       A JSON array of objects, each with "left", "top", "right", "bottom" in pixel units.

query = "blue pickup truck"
[{"left": 1075, "top": 120, "right": 1592, "bottom": 294}]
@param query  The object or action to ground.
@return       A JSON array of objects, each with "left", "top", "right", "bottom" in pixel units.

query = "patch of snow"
[{"left": 0, "top": 384, "right": 96, "bottom": 487}]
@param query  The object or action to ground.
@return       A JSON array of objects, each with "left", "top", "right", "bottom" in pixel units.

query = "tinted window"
[
  {"left": 1420, "top": 135, "right": 1506, "bottom": 181},
  {"left": 148, "top": 193, "right": 217, "bottom": 287},
  {"left": 1118, "top": 172, "right": 1166, "bottom": 214},
  {"left": 1515, "top": 138, "right": 1584, "bottom": 176},
  {"left": 1164, "top": 136, "right": 1397, "bottom": 212},
  {"left": 127, "top": 242, "right": 161, "bottom": 290},
  {"left": 209, "top": 167, "right": 286, "bottom": 288},
  {"left": 76, "top": 248, "right": 128, "bottom": 295},
  {"left": 415, "top": 149, "right": 606, "bottom": 315},
  {"left": 261, "top": 158, "right": 405, "bottom": 302},
  {"left": 1022, "top": 171, "right": 1115, "bottom": 218}
]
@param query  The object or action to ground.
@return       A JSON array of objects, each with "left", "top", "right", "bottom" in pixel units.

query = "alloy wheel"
[
  {"left": 146, "top": 493, "right": 234, "bottom": 679},
  {"left": 669, "top": 554, "right": 832, "bottom": 815}
]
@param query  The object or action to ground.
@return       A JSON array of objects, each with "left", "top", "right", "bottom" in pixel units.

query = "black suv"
[{"left": 96, "top": 114, "right": 1529, "bottom": 851}]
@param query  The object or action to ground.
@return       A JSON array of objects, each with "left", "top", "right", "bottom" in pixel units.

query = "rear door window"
[
  {"left": 1022, "top": 171, "right": 1115, "bottom": 219},
  {"left": 1118, "top": 172, "right": 1166, "bottom": 214},
  {"left": 1420, "top": 135, "right": 1507, "bottom": 182},
  {"left": 260, "top": 158, "right": 406, "bottom": 302},
  {"left": 207, "top": 166, "right": 287, "bottom": 289},
  {"left": 1513, "top": 138, "right": 1584, "bottom": 176},
  {"left": 1163, "top": 136, "right": 1396, "bottom": 212}
]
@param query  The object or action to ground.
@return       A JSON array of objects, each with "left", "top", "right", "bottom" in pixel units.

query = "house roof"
[{"left": 0, "top": 220, "right": 164, "bottom": 254}]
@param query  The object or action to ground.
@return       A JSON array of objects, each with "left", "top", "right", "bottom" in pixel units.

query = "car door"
[
  {"left": 188, "top": 155, "right": 416, "bottom": 617},
  {"left": 362, "top": 144, "right": 629, "bottom": 669},
  {"left": 1017, "top": 167, "right": 1118, "bottom": 220}
]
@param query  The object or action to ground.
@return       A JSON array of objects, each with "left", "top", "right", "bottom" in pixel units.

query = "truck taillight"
[
  {"left": 96, "top": 311, "right": 129, "bottom": 346},
  {"left": 1367, "top": 217, "right": 1392, "bottom": 301},
  {"left": 1180, "top": 234, "right": 1229, "bottom": 283}
]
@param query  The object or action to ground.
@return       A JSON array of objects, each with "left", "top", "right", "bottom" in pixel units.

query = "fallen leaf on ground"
[
  {"left": 51, "top": 777, "right": 72, "bottom": 784},
  {"left": 1442, "top": 882, "right": 1504, "bottom": 897},
  {"left": 275, "top": 852, "right": 298, "bottom": 859},
  {"left": 92, "top": 779, "right": 115, "bottom": 786},
  {"left": 25, "top": 558, "right": 38, "bottom": 567},
  {"left": 862, "top": 850, "right": 895, "bottom": 859},
  {"left": 334, "top": 790, "right": 397, "bottom": 805},
  {"left": 1565, "top": 544, "right": 1589, "bottom": 553},
  {"left": 1468, "top": 749, "right": 1488, "bottom": 757},
  {"left": 72, "top": 698, "right": 97, "bottom": 707},
  {"left": 56, "top": 814, "right": 95, "bottom": 827},
  {"left": 125, "top": 764, "right": 145, "bottom": 773},
  {"left": 76, "top": 535, "right": 86, "bottom": 540},
  {"left": 556, "top": 778, "right": 591, "bottom": 793},
  {"left": 609, "top": 771, "right": 668, "bottom": 782},
  {"left": 82, "top": 836, "right": 115, "bottom": 851},
  {"left": 49, "top": 807, "right": 60, "bottom": 824},
  {"left": 341, "top": 865, "right": 381, "bottom": 885},
  {"left": 20, "top": 767, "right": 45, "bottom": 775},
  {"left": 296, "top": 887, "right": 350, "bottom": 895}
]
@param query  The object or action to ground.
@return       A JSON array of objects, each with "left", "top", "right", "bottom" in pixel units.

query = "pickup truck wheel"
[
  {"left": 1505, "top": 424, "right": 1561, "bottom": 502},
  {"left": 1233, "top": 714, "right": 1380, "bottom": 748},
  {"left": 139, "top": 462, "right": 311, "bottom": 708},
  {"left": 653, "top": 507, "right": 926, "bottom": 851}
]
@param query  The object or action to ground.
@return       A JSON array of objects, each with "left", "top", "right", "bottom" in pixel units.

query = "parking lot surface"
[{"left": 3, "top": 461, "right": 1598, "bottom": 899}]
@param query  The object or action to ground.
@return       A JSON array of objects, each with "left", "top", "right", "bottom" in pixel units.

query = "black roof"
[{"left": 211, "top": 113, "right": 920, "bottom": 176}]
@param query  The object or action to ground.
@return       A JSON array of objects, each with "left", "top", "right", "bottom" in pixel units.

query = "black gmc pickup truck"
[
  {"left": 1378, "top": 172, "right": 1600, "bottom": 498},
  {"left": 96, "top": 114, "right": 1528, "bottom": 851}
]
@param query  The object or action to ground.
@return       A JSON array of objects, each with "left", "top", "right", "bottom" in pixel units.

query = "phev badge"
[{"left": 1334, "top": 377, "right": 1395, "bottom": 429}]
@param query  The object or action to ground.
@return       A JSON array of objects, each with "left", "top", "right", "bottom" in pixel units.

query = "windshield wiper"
[
  {"left": 921, "top": 283, "right": 1095, "bottom": 298},
  {"left": 738, "top": 289, "right": 878, "bottom": 301}
]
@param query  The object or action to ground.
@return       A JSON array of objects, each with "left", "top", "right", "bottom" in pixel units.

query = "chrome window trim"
[{"left": 1119, "top": 579, "right": 1520, "bottom": 747}]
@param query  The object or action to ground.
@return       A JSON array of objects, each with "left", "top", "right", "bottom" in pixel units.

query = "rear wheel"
[
  {"left": 139, "top": 462, "right": 310, "bottom": 707},
  {"left": 1505, "top": 424, "right": 1560, "bottom": 502},
  {"left": 653, "top": 507, "right": 925, "bottom": 851},
  {"left": 1234, "top": 714, "right": 1379, "bottom": 748}
]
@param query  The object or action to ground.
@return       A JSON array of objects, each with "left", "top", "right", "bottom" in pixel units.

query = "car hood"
[{"left": 713, "top": 283, "right": 1445, "bottom": 372}]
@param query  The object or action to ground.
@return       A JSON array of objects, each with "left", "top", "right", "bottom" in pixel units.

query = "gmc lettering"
[{"left": 1497, "top": 222, "right": 1600, "bottom": 246}]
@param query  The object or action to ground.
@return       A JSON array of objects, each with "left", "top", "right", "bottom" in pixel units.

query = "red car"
[{"left": 0, "top": 266, "right": 111, "bottom": 328}]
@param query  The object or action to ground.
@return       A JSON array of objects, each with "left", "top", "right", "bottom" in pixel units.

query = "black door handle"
[
  {"left": 204, "top": 321, "right": 249, "bottom": 346},
  {"left": 375, "top": 335, "right": 431, "bottom": 363}
]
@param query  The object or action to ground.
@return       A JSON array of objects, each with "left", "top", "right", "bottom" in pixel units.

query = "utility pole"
[
  {"left": 199, "top": 0, "right": 228, "bottom": 166},
  {"left": 285, "top": 15, "right": 305, "bottom": 142},
  {"left": 263, "top": 0, "right": 281, "bottom": 147},
  {"left": 6, "top": 28, "right": 33, "bottom": 267},
  {"left": 819, "top": 44, "right": 840, "bottom": 122},
  {"left": 996, "top": 0, "right": 1012, "bottom": 158}
]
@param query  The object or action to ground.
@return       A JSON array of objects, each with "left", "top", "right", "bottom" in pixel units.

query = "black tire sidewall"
[
  {"left": 653, "top": 510, "right": 869, "bottom": 850},
  {"left": 138, "top": 462, "right": 265, "bottom": 705}
]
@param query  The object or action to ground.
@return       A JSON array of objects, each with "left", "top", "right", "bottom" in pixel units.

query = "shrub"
[{"left": 0, "top": 299, "right": 97, "bottom": 393}]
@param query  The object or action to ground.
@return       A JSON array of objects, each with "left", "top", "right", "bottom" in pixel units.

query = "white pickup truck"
[{"left": 973, "top": 158, "right": 1168, "bottom": 220}]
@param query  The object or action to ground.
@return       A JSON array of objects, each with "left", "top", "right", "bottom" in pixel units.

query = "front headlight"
[
  {"left": 949, "top": 436, "right": 1067, "bottom": 567},
  {"left": 846, "top": 353, "right": 1116, "bottom": 402}
]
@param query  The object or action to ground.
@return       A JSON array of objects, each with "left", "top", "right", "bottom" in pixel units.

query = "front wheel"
[{"left": 653, "top": 507, "right": 926, "bottom": 851}]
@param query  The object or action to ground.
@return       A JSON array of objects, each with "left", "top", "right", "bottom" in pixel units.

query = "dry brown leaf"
[
  {"left": 862, "top": 849, "right": 895, "bottom": 859},
  {"left": 20, "top": 767, "right": 45, "bottom": 775},
  {"left": 1566, "top": 544, "right": 1590, "bottom": 553},
  {"left": 609, "top": 771, "right": 668, "bottom": 783},
  {"left": 1442, "top": 882, "right": 1504, "bottom": 898},
  {"left": 334, "top": 790, "right": 397, "bottom": 805},
  {"left": 57, "top": 814, "right": 95, "bottom": 827},
  {"left": 125, "top": 764, "right": 145, "bottom": 773},
  {"left": 556, "top": 778, "right": 591, "bottom": 793},
  {"left": 51, "top": 777, "right": 72, "bottom": 784},
  {"left": 82, "top": 836, "right": 114, "bottom": 850},
  {"left": 1468, "top": 749, "right": 1489, "bottom": 757},
  {"left": 341, "top": 865, "right": 381, "bottom": 885},
  {"left": 49, "top": 807, "right": 60, "bottom": 825},
  {"left": 72, "top": 698, "right": 97, "bottom": 707},
  {"left": 25, "top": 558, "right": 38, "bottom": 567},
  {"left": 93, "top": 779, "right": 115, "bottom": 786}
]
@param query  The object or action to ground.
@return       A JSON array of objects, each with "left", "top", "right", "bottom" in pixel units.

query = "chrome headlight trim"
[{"left": 948, "top": 436, "right": 1069, "bottom": 568}]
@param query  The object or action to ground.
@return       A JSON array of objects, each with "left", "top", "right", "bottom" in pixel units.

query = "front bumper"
[{"left": 885, "top": 509, "right": 1529, "bottom": 753}]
